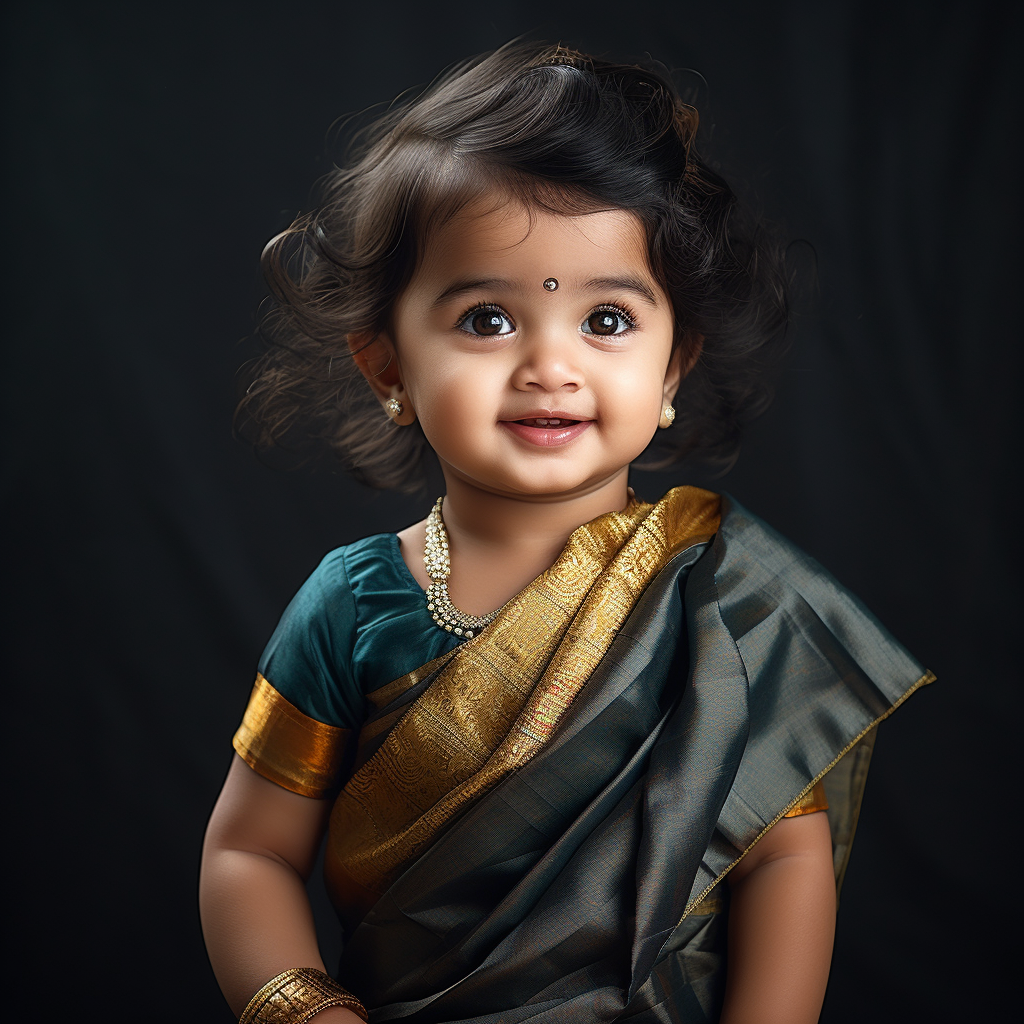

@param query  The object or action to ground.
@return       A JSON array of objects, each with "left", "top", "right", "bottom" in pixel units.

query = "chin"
[{"left": 509, "top": 473, "right": 617, "bottom": 499}]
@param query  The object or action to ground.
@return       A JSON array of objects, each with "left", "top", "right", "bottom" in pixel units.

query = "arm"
[
  {"left": 199, "top": 754, "right": 363, "bottom": 1023},
  {"left": 720, "top": 811, "right": 836, "bottom": 1024}
]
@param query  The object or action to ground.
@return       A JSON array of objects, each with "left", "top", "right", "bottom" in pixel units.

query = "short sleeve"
[
  {"left": 232, "top": 549, "right": 362, "bottom": 797},
  {"left": 257, "top": 549, "right": 362, "bottom": 728}
]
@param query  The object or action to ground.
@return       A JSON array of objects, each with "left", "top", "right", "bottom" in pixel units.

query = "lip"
[{"left": 499, "top": 411, "right": 593, "bottom": 448}]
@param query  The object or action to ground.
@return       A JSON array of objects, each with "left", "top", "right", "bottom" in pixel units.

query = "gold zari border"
[
  {"left": 325, "top": 487, "right": 722, "bottom": 909},
  {"left": 233, "top": 674, "right": 350, "bottom": 799}
]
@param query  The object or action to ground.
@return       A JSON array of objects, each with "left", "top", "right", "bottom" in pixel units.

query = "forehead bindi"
[{"left": 413, "top": 201, "right": 657, "bottom": 300}]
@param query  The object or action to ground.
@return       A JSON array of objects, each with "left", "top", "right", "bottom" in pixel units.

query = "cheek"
[
  {"left": 604, "top": 356, "right": 672, "bottom": 451},
  {"left": 401, "top": 353, "right": 451, "bottom": 404},
  {"left": 406, "top": 363, "right": 493, "bottom": 437},
  {"left": 606, "top": 355, "right": 671, "bottom": 415}
]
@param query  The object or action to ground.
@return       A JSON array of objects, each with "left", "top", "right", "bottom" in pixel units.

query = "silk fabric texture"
[{"left": 234, "top": 487, "right": 932, "bottom": 1022}]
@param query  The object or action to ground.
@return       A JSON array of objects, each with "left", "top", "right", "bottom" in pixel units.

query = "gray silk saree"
[{"left": 235, "top": 487, "right": 931, "bottom": 1022}]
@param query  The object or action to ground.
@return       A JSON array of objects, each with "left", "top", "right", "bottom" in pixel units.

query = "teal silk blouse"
[{"left": 257, "top": 534, "right": 466, "bottom": 731}]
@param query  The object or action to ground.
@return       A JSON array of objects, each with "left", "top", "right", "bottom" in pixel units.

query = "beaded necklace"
[{"left": 423, "top": 496, "right": 501, "bottom": 638}]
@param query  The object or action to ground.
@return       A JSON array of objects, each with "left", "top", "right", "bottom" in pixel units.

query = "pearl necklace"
[{"left": 424, "top": 497, "right": 501, "bottom": 638}]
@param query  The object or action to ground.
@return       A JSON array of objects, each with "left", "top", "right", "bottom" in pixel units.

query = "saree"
[{"left": 234, "top": 487, "right": 932, "bottom": 1022}]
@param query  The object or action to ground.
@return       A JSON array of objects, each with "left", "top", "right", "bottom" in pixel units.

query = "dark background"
[{"left": 8, "top": 1, "right": 1020, "bottom": 1020}]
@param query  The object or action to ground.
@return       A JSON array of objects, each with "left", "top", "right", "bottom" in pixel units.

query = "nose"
[{"left": 509, "top": 329, "right": 584, "bottom": 393}]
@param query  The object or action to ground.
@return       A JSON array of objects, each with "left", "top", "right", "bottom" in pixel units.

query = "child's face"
[{"left": 386, "top": 197, "right": 679, "bottom": 502}]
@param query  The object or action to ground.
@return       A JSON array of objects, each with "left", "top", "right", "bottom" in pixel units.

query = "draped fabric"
[
  {"left": 323, "top": 488, "right": 723, "bottom": 927},
  {"left": 234, "top": 488, "right": 931, "bottom": 1022}
]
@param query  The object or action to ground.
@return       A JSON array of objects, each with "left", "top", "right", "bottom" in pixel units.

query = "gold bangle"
[{"left": 238, "top": 967, "right": 368, "bottom": 1023}]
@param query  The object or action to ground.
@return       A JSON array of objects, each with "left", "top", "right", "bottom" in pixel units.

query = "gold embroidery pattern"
[{"left": 325, "top": 487, "right": 721, "bottom": 912}]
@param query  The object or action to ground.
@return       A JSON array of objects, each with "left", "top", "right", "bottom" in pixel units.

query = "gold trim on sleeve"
[
  {"left": 783, "top": 779, "right": 829, "bottom": 817},
  {"left": 232, "top": 674, "right": 351, "bottom": 799},
  {"left": 688, "top": 896, "right": 725, "bottom": 916}
]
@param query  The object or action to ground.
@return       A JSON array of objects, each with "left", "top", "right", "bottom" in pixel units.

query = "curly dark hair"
[{"left": 238, "top": 41, "right": 789, "bottom": 491}]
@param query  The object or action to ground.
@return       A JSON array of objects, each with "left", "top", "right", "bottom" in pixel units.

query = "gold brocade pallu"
[{"left": 234, "top": 487, "right": 933, "bottom": 1023}]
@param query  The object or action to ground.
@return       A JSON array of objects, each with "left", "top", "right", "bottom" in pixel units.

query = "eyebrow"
[
  {"left": 430, "top": 274, "right": 661, "bottom": 308},
  {"left": 583, "top": 276, "right": 659, "bottom": 306},
  {"left": 430, "top": 278, "right": 518, "bottom": 308}
]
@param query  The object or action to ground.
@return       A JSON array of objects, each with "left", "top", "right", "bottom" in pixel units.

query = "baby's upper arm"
[
  {"left": 204, "top": 754, "right": 333, "bottom": 880},
  {"left": 727, "top": 809, "right": 833, "bottom": 889}
]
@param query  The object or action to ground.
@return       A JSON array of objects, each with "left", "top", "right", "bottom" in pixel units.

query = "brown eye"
[
  {"left": 473, "top": 312, "right": 505, "bottom": 335},
  {"left": 582, "top": 307, "right": 634, "bottom": 337},
  {"left": 458, "top": 306, "right": 514, "bottom": 337}
]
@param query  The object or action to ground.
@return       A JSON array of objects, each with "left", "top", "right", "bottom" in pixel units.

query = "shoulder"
[
  {"left": 263, "top": 533, "right": 402, "bottom": 663},
  {"left": 256, "top": 533, "right": 401, "bottom": 729},
  {"left": 711, "top": 495, "right": 852, "bottom": 619},
  {"left": 292, "top": 533, "right": 397, "bottom": 607},
  {"left": 715, "top": 495, "right": 811, "bottom": 573},
  {"left": 307, "top": 532, "right": 396, "bottom": 583},
  {"left": 708, "top": 492, "right": 927, "bottom": 702}
]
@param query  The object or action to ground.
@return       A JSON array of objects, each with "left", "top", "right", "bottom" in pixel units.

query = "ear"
[
  {"left": 347, "top": 331, "right": 416, "bottom": 425},
  {"left": 663, "top": 333, "right": 704, "bottom": 405}
]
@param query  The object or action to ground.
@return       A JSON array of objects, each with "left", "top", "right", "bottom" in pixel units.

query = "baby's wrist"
[
  {"left": 310, "top": 1009, "right": 365, "bottom": 1023},
  {"left": 237, "top": 968, "right": 367, "bottom": 1024}
]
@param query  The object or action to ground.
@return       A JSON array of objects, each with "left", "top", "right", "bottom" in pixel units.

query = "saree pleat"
[{"left": 314, "top": 489, "right": 931, "bottom": 1022}]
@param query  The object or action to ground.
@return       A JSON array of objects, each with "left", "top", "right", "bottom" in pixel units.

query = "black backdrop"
[{"left": 8, "top": 2, "right": 1020, "bottom": 1020}]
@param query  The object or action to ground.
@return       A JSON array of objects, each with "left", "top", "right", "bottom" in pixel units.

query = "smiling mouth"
[
  {"left": 515, "top": 417, "right": 580, "bottom": 427},
  {"left": 501, "top": 417, "right": 592, "bottom": 448}
]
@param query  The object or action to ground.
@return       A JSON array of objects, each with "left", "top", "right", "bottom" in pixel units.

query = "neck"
[
  {"left": 438, "top": 470, "right": 633, "bottom": 563},
  {"left": 397, "top": 468, "right": 638, "bottom": 616}
]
